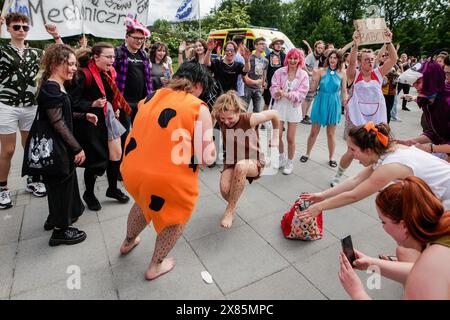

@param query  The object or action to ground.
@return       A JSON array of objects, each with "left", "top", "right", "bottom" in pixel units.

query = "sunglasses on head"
[{"left": 12, "top": 24, "right": 30, "bottom": 32}]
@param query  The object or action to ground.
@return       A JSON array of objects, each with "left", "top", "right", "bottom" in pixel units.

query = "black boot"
[
  {"left": 44, "top": 216, "right": 80, "bottom": 231},
  {"left": 83, "top": 191, "right": 101, "bottom": 211},
  {"left": 49, "top": 227, "right": 87, "bottom": 246},
  {"left": 106, "top": 188, "right": 130, "bottom": 203}
]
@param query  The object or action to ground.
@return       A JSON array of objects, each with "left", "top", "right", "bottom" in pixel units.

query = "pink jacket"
[{"left": 270, "top": 66, "right": 309, "bottom": 108}]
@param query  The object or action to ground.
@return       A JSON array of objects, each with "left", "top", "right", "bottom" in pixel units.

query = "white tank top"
[
  {"left": 378, "top": 146, "right": 450, "bottom": 210},
  {"left": 347, "top": 68, "right": 387, "bottom": 126}
]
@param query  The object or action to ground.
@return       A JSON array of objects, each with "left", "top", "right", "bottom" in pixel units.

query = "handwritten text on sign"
[
  {"left": 1, "top": 0, "right": 149, "bottom": 40},
  {"left": 354, "top": 18, "right": 389, "bottom": 45}
]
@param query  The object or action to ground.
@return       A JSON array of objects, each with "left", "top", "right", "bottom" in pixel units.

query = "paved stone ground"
[{"left": 1, "top": 97, "right": 422, "bottom": 300}]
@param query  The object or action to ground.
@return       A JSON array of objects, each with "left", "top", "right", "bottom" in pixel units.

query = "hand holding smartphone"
[{"left": 341, "top": 235, "right": 356, "bottom": 267}]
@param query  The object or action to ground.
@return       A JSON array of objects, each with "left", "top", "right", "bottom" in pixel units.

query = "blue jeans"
[
  {"left": 244, "top": 87, "right": 263, "bottom": 113},
  {"left": 390, "top": 95, "right": 398, "bottom": 119}
]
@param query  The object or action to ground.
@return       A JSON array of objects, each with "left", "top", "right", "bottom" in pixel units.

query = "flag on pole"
[{"left": 175, "top": 0, "right": 199, "bottom": 21}]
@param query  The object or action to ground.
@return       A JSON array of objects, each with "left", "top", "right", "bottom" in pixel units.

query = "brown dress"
[{"left": 217, "top": 113, "right": 265, "bottom": 183}]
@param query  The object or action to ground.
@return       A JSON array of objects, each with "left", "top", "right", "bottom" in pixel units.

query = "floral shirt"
[{"left": 0, "top": 44, "right": 43, "bottom": 107}]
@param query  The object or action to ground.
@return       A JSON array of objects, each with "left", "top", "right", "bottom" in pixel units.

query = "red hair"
[
  {"left": 284, "top": 48, "right": 306, "bottom": 69},
  {"left": 376, "top": 177, "right": 450, "bottom": 245}
]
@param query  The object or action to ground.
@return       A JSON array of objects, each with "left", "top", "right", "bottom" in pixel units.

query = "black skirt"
[
  {"left": 73, "top": 107, "right": 109, "bottom": 175},
  {"left": 45, "top": 169, "right": 84, "bottom": 229}
]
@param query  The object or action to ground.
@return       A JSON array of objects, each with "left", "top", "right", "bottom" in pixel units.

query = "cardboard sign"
[
  {"left": 1, "top": 0, "right": 149, "bottom": 40},
  {"left": 354, "top": 18, "right": 389, "bottom": 45}
]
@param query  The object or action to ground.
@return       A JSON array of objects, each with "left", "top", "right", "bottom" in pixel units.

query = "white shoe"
[
  {"left": 279, "top": 154, "right": 287, "bottom": 169},
  {"left": 0, "top": 188, "right": 12, "bottom": 209},
  {"left": 282, "top": 160, "right": 294, "bottom": 175},
  {"left": 330, "top": 175, "right": 342, "bottom": 187},
  {"left": 26, "top": 182, "right": 47, "bottom": 197}
]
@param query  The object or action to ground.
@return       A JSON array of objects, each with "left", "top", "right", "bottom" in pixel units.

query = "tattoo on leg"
[
  {"left": 151, "top": 224, "right": 184, "bottom": 265},
  {"left": 125, "top": 203, "right": 147, "bottom": 241}
]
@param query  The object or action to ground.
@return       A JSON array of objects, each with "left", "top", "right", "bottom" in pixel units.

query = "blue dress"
[{"left": 310, "top": 68, "right": 342, "bottom": 126}]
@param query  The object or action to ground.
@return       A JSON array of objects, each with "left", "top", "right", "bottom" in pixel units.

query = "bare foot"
[
  {"left": 220, "top": 211, "right": 235, "bottom": 229},
  {"left": 120, "top": 236, "right": 141, "bottom": 255},
  {"left": 145, "top": 257, "right": 176, "bottom": 281}
]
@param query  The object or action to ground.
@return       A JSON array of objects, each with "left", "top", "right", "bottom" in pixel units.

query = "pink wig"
[{"left": 284, "top": 48, "right": 306, "bottom": 69}]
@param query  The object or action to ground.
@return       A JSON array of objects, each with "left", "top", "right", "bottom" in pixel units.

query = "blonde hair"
[
  {"left": 358, "top": 48, "right": 374, "bottom": 61},
  {"left": 167, "top": 78, "right": 194, "bottom": 93},
  {"left": 212, "top": 90, "right": 247, "bottom": 117}
]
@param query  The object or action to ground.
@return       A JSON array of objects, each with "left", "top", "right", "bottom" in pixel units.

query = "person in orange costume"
[{"left": 119, "top": 61, "right": 216, "bottom": 280}]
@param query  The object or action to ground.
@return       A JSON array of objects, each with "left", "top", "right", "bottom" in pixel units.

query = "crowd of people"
[{"left": 0, "top": 12, "right": 449, "bottom": 298}]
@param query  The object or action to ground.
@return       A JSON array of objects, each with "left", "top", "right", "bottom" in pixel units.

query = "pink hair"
[{"left": 284, "top": 48, "right": 306, "bottom": 69}]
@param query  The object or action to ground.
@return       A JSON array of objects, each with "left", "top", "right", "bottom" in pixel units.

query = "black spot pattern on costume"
[
  {"left": 158, "top": 108, "right": 177, "bottom": 128},
  {"left": 189, "top": 155, "right": 198, "bottom": 173},
  {"left": 149, "top": 195, "right": 165, "bottom": 212},
  {"left": 125, "top": 138, "right": 137, "bottom": 156},
  {"left": 144, "top": 92, "right": 156, "bottom": 104}
]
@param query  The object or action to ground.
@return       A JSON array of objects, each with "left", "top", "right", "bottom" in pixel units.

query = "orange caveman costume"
[{"left": 121, "top": 88, "right": 204, "bottom": 233}]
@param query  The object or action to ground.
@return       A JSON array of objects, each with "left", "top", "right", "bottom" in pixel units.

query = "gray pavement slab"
[
  {"left": 189, "top": 224, "right": 290, "bottom": 295},
  {"left": 0, "top": 205, "right": 24, "bottom": 246},
  {"left": 11, "top": 267, "right": 118, "bottom": 300},
  {"left": 324, "top": 205, "right": 379, "bottom": 239},
  {"left": 112, "top": 241, "right": 225, "bottom": 300},
  {"left": 226, "top": 267, "right": 327, "bottom": 300},
  {"left": 11, "top": 223, "right": 110, "bottom": 296},
  {"left": 184, "top": 193, "right": 245, "bottom": 242},
  {"left": 0, "top": 243, "right": 16, "bottom": 299}
]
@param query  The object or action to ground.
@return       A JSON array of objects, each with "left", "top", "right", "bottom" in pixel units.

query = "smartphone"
[{"left": 341, "top": 235, "right": 356, "bottom": 266}]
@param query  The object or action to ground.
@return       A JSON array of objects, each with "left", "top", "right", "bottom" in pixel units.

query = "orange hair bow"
[{"left": 364, "top": 122, "right": 389, "bottom": 147}]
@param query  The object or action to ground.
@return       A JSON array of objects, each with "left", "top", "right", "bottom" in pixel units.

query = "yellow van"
[{"left": 208, "top": 27, "right": 295, "bottom": 58}]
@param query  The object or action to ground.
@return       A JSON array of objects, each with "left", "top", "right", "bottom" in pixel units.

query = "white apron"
[{"left": 347, "top": 68, "right": 387, "bottom": 126}]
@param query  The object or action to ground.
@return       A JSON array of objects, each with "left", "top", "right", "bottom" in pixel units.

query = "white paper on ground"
[{"left": 201, "top": 271, "right": 213, "bottom": 284}]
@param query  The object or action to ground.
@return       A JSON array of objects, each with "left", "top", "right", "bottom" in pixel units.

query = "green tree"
[
  {"left": 367, "top": 0, "right": 425, "bottom": 29},
  {"left": 202, "top": 0, "right": 251, "bottom": 31},
  {"left": 246, "top": 0, "right": 283, "bottom": 29}
]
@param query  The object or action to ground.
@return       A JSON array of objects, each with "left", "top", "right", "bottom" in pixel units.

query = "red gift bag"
[{"left": 281, "top": 197, "right": 323, "bottom": 240}]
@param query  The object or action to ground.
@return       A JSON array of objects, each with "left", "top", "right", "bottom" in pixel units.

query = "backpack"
[{"left": 281, "top": 197, "right": 323, "bottom": 241}]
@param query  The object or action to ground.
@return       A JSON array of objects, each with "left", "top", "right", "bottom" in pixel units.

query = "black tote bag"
[{"left": 22, "top": 109, "right": 70, "bottom": 177}]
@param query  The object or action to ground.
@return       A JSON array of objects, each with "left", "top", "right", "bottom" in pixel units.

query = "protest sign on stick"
[
  {"left": 0, "top": 0, "right": 149, "bottom": 40},
  {"left": 353, "top": 18, "right": 390, "bottom": 45}
]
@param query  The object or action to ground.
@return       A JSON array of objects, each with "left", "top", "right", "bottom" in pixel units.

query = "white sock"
[{"left": 335, "top": 165, "right": 345, "bottom": 177}]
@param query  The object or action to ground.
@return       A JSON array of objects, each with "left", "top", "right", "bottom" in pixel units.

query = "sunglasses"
[
  {"left": 12, "top": 24, "right": 30, "bottom": 32},
  {"left": 128, "top": 35, "right": 145, "bottom": 42},
  {"left": 224, "top": 48, "right": 235, "bottom": 53}
]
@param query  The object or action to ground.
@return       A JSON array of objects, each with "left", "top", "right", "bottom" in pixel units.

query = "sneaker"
[
  {"left": 0, "top": 188, "right": 12, "bottom": 209},
  {"left": 106, "top": 188, "right": 130, "bottom": 203},
  {"left": 26, "top": 182, "right": 47, "bottom": 197},
  {"left": 279, "top": 154, "right": 287, "bottom": 169},
  {"left": 83, "top": 192, "right": 101, "bottom": 211},
  {"left": 208, "top": 162, "right": 217, "bottom": 168},
  {"left": 301, "top": 116, "right": 312, "bottom": 125},
  {"left": 49, "top": 227, "right": 87, "bottom": 247},
  {"left": 282, "top": 160, "right": 294, "bottom": 175},
  {"left": 330, "top": 175, "right": 342, "bottom": 187},
  {"left": 391, "top": 117, "right": 402, "bottom": 122}
]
